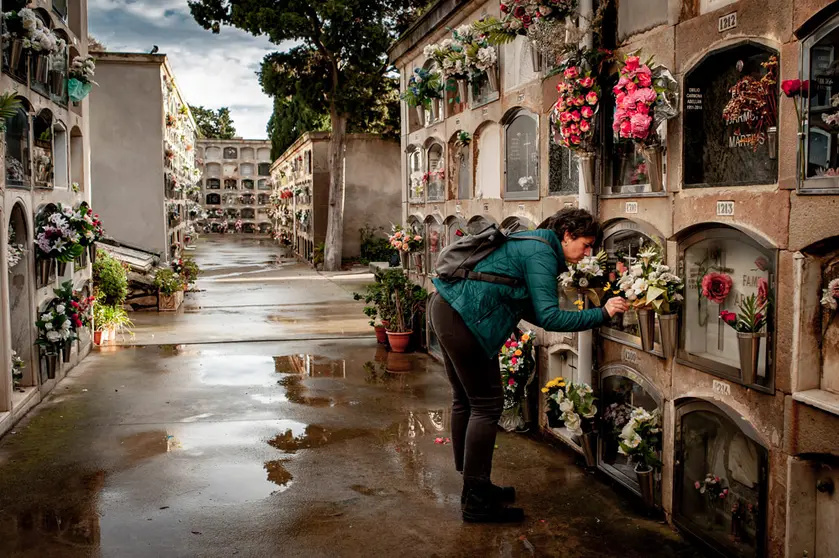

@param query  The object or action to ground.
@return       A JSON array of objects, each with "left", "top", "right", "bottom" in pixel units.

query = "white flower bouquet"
[
  {"left": 559, "top": 250, "right": 608, "bottom": 307},
  {"left": 542, "top": 379, "right": 596, "bottom": 436},
  {"left": 617, "top": 407, "right": 663, "bottom": 472},
  {"left": 616, "top": 244, "right": 683, "bottom": 314}
]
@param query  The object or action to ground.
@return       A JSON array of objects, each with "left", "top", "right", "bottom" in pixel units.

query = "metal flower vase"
[
  {"left": 486, "top": 69, "right": 498, "bottom": 92},
  {"left": 767, "top": 127, "right": 778, "bottom": 160},
  {"left": 9, "top": 39, "right": 24, "bottom": 70},
  {"left": 37, "top": 258, "right": 54, "bottom": 287},
  {"left": 56, "top": 261, "right": 68, "bottom": 277},
  {"left": 635, "top": 464, "right": 656, "bottom": 506},
  {"left": 637, "top": 309, "right": 656, "bottom": 352},
  {"left": 643, "top": 146, "right": 664, "bottom": 192},
  {"left": 89, "top": 244, "right": 97, "bottom": 265},
  {"left": 41, "top": 349, "right": 57, "bottom": 380},
  {"left": 580, "top": 431, "right": 597, "bottom": 468},
  {"left": 577, "top": 152, "right": 595, "bottom": 193},
  {"left": 431, "top": 98, "right": 440, "bottom": 122},
  {"left": 415, "top": 106, "right": 425, "bottom": 127},
  {"left": 34, "top": 54, "right": 49, "bottom": 83},
  {"left": 50, "top": 70, "right": 65, "bottom": 97},
  {"left": 457, "top": 79, "right": 468, "bottom": 102},
  {"left": 737, "top": 332, "right": 766, "bottom": 385},
  {"left": 61, "top": 339, "right": 73, "bottom": 363},
  {"left": 658, "top": 313, "right": 679, "bottom": 359}
]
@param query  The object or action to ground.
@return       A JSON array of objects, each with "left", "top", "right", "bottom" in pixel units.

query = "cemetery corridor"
[{"left": 0, "top": 236, "right": 705, "bottom": 558}]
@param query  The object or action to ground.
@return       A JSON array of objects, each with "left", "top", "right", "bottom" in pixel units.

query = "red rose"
[
  {"left": 521, "top": 14, "right": 532, "bottom": 24},
  {"left": 500, "top": 3, "right": 508, "bottom": 12},
  {"left": 782, "top": 79, "right": 802, "bottom": 97},
  {"left": 719, "top": 310, "right": 737, "bottom": 326},
  {"left": 702, "top": 273, "right": 733, "bottom": 304},
  {"left": 513, "top": 6, "right": 525, "bottom": 17}
]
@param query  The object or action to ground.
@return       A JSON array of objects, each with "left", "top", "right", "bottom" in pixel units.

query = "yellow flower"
[
  {"left": 514, "top": 349, "right": 522, "bottom": 356},
  {"left": 612, "top": 290, "right": 621, "bottom": 295},
  {"left": 556, "top": 376, "right": 564, "bottom": 382},
  {"left": 604, "top": 282, "right": 611, "bottom": 291},
  {"left": 521, "top": 333, "right": 530, "bottom": 342},
  {"left": 541, "top": 387, "right": 549, "bottom": 393},
  {"left": 574, "top": 299, "right": 584, "bottom": 309},
  {"left": 559, "top": 382, "right": 566, "bottom": 387}
]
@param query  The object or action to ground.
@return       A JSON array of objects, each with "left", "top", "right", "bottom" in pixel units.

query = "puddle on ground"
[
  {"left": 197, "top": 355, "right": 278, "bottom": 387},
  {"left": 119, "top": 430, "right": 169, "bottom": 469},
  {"left": 264, "top": 459, "right": 293, "bottom": 490},
  {"left": 273, "top": 354, "right": 346, "bottom": 377},
  {"left": 277, "top": 375, "right": 335, "bottom": 407},
  {"left": 267, "top": 425, "right": 370, "bottom": 453}
]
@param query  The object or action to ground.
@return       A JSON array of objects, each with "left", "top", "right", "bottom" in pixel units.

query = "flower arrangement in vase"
[
  {"left": 35, "top": 206, "right": 85, "bottom": 284},
  {"left": 11, "top": 350, "right": 24, "bottom": 389},
  {"left": 388, "top": 225, "right": 424, "bottom": 254},
  {"left": 720, "top": 292, "right": 769, "bottom": 385},
  {"left": 618, "top": 407, "right": 662, "bottom": 505},
  {"left": 401, "top": 68, "right": 443, "bottom": 123},
  {"left": 552, "top": 63, "right": 601, "bottom": 191},
  {"left": 559, "top": 250, "right": 607, "bottom": 309},
  {"left": 498, "top": 330, "right": 535, "bottom": 432},
  {"left": 612, "top": 54, "right": 679, "bottom": 191},
  {"left": 616, "top": 244, "right": 684, "bottom": 354},
  {"left": 542, "top": 378, "right": 597, "bottom": 466}
]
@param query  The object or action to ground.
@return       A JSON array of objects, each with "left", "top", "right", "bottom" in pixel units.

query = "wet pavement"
[{"left": 0, "top": 236, "right": 706, "bottom": 557}]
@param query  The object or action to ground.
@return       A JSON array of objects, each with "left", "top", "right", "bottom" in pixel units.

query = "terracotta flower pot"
[
  {"left": 93, "top": 330, "right": 103, "bottom": 345},
  {"left": 374, "top": 325, "right": 388, "bottom": 345},
  {"left": 386, "top": 330, "right": 413, "bottom": 353}
]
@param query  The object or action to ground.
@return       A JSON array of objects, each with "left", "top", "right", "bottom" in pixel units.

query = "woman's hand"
[{"left": 604, "top": 297, "right": 629, "bottom": 317}]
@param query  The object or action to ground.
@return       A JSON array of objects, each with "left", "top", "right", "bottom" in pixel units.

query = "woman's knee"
[{"left": 469, "top": 394, "right": 504, "bottom": 420}]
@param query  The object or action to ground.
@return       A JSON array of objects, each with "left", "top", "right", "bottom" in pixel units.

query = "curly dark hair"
[{"left": 538, "top": 208, "right": 601, "bottom": 243}]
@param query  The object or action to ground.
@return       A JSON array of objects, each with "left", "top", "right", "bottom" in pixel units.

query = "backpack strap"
[{"left": 455, "top": 235, "right": 557, "bottom": 287}]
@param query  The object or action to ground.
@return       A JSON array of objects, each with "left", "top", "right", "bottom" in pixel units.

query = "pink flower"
[
  {"left": 694, "top": 481, "right": 701, "bottom": 489},
  {"left": 579, "top": 120, "right": 591, "bottom": 132},
  {"left": 573, "top": 96, "right": 584, "bottom": 106},
  {"left": 719, "top": 310, "right": 737, "bottom": 326},
  {"left": 702, "top": 273, "right": 733, "bottom": 304},
  {"left": 630, "top": 113, "right": 652, "bottom": 139},
  {"left": 757, "top": 278, "right": 769, "bottom": 306},
  {"left": 564, "top": 67, "right": 579, "bottom": 79},
  {"left": 560, "top": 111, "right": 572, "bottom": 123},
  {"left": 635, "top": 102, "right": 650, "bottom": 115},
  {"left": 637, "top": 87, "right": 658, "bottom": 104},
  {"left": 625, "top": 80, "right": 637, "bottom": 93},
  {"left": 619, "top": 119, "right": 632, "bottom": 138},
  {"left": 414, "top": 235, "right": 422, "bottom": 241},
  {"left": 571, "top": 110, "right": 581, "bottom": 122},
  {"left": 508, "top": 378, "right": 515, "bottom": 386},
  {"left": 581, "top": 106, "right": 594, "bottom": 119},
  {"left": 637, "top": 72, "right": 652, "bottom": 87},
  {"left": 754, "top": 257, "right": 769, "bottom": 271},
  {"left": 617, "top": 76, "right": 630, "bottom": 89},
  {"left": 570, "top": 135, "right": 581, "bottom": 145},
  {"left": 511, "top": 357, "right": 518, "bottom": 365},
  {"left": 585, "top": 91, "right": 599, "bottom": 105},
  {"left": 624, "top": 56, "right": 640, "bottom": 72},
  {"left": 579, "top": 76, "right": 593, "bottom": 88}
]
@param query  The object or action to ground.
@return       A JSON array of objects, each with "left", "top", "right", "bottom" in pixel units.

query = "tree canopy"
[
  {"left": 189, "top": 105, "right": 237, "bottom": 139},
  {"left": 188, "top": 0, "right": 425, "bottom": 269}
]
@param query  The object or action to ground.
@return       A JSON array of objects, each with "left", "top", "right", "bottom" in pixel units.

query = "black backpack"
[{"left": 435, "top": 223, "right": 553, "bottom": 287}]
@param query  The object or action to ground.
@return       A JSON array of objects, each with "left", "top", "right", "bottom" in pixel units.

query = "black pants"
[{"left": 429, "top": 293, "right": 503, "bottom": 484}]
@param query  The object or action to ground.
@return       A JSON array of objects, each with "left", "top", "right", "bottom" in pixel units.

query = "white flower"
[
  {"left": 559, "top": 399, "right": 574, "bottom": 413},
  {"left": 631, "top": 264, "right": 644, "bottom": 277},
  {"left": 631, "top": 278, "right": 649, "bottom": 296},
  {"left": 44, "top": 323, "right": 53, "bottom": 331},
  {"left": 46, "top": 330, "right": 60, "bottom": 343},
  {"left": 625, "top": 433, "right": 642, "bottom": 448},
  {"left": 639, "top": 247, "right": 658, "bottom": 260},
  {"left": 581, "top": 404, "right": 597, "bottom": 419},
  {"left": 578, "top": 277, "right": 589, "bottom": 288},
  {"left": 563, "top": 412, "right": 582, "bottom": 436},
  {"left": 55, "top": 304, "right": 66, "bottom": 314}
]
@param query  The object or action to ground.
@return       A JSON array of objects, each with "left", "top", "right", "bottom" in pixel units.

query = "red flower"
[
  {"left": 702, "top": 273, "right": 733, "bottom": 304},
  {"left": 624, "top": 56, "right": 640, "bottom": 73},
  {"left": 500, "top": 2, "right": 508, "bottom": 12},
  {"left": 802, "top": 80, "right": 810, "bottom": 95},
  {"left": 782, "top": 79, "right": 802, "bottom": 97},
  {"left": 719, "top": 310, "right": 737, "bottom": 325},
  {"left": 508, "top": 378, "right": 515, "bottom": 386},
  {"left": 513, "top": 6, "right": 525, "bottom": 17},
  {"left": 521, "top": 14, "right": 532, "bottom": 25},
  {"left": 511, "top": 357, "right": 518, "bottom": 365},
  {"left": 757, "top": 278, "right": 769, "bottom": 306}
]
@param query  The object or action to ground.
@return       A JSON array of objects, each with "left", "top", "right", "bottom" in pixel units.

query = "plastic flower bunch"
[
  {"left": 400, "top": 68, "right": 443, "bottom": 108},
  {"left": 719, "top": 293, "right": 768, "bottom": 334},
  {"left": 424, "top": 39, "right": 469, "bottom": 81},
  {"left": 36, "top": 299, "right": 76, "bottom": 350},
  {"left": 552, "top": 65, "right": 600, "bottom": 153},
  {"left": 617, "top": 407, "right": 663, "bottom": 470},
  {"left": 11, "top": 350, "right": 24, "bottom": 385},
  {"left": 499, "top": 0, "right": 579, "bottom": 33},
  {"left": 612, "top": 54, "right": 662, "bottom": 145},
  {"left": 498, "top": 330, "right": 534, "bottom": 410},
  {"left": 616, "top": 244, "right": 684, "bottom": 313},
  {"left": 821, "top": 278, "right": 839, "bottom": 312},
  {"left": 695, "top": 474, "right": 729, "bottom": 502},
  {"left": 543, "top": 379, "right": 596, "bottom": 436},
  {"left": 388, "top": 225, "right": 424, "bottom": 253},
  {"left": 35, "top": 208, "right": 84, "bottom": 262},
  {"left": 70, "top": 55, "right": 97, "bottom": 84},
  {"left": 559, "top": 250, "right": 607, "bottom": 290}
]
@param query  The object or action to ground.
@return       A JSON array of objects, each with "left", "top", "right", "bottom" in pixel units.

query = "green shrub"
[
  {"left": 153, "top": 268, "right": 183, "bottom": 296},
  {"left": 314, "top": 242, "right": 325, "bottom": 266},
  {"left": 93, "top": 252, "right": 129, "bottom": 306},
  {"left": 93, "top": 302, "right": 133, "bottom": 334},
  {"left": 359, "top": 224, "right": 396, "bottom": 265}
]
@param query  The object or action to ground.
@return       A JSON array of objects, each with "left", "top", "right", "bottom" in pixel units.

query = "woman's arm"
[{"left": 523, "top": 250, "right": 607, "bottom": 333}]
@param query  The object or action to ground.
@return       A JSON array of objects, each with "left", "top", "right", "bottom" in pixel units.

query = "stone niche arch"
[
  {"left": 448, "top": 131, "right": 471, "bottom": 200},
  {"left": 33, "top": 109, "right": 54, "bottom": 188},
  {"left": 424, "top": 138, "right": 445, "bottom": 202},
  {"left": 466, "top": 214, "right": 497, "bottom": 235},
  {"left": 70, "top": 125, "right": 83, "bottom": 190},
  {"left": 673, "top": 397, "right": 768, "bottom": 558},
  {"left": 598, "top": 363, "right": 664, "bottom": 501},
  {"left": 423, "top": 213, "right": 443, "bottom": 275},
  {"left": 443, "top": 215, "right": 466, "bottom": 249},
  {"left": 5, "top": 96, "right": 32, "bottom": 187},
  {"left": 204, "top": 146, "right": 222, "bottom": 161},
  {"left": 500, "top": 216, "right": 534, "bottom": 232},
  {"left": 7, "top": 201, "right": 35, "bottom": 388},
  {"left": 474, "top": 121, "right": 501, "bottom": 200}
]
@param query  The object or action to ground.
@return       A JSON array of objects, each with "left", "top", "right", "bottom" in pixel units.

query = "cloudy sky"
[{"left": 89, "top": 0, "right": 282, "bottom": 139}]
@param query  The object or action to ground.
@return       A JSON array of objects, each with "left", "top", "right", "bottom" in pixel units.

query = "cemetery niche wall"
[{"left": 683, "top": 43, "right": 779, "bottom": 188}]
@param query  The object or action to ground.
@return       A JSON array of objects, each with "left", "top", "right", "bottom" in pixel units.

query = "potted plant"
[
  {"left": 378, "top": 269, "right": 427, "bottom": 353},
  {"left": 612, "top": 54, "right": 679, "bottom": 192},
  {"left": 558, "top": 250, "right": 607, "bottom": 311},
  {"left": 154, "top": 268, "right": 184, "bottom": 312},
  {"left": 354, "top": 280, "right": 390, "bottom": 344},
  {"left": 720, "top": 292, "right": 769, "bottom": 385},
  {"left": 542, "top": 378, "right": 598, "bottom": 467},
  {"left": 617, "top": 407, "right": 663, "bottom": 506},
  {"left": 616, "top": 244, "right": 684, "bottom": 354},
  {"left": 93, "top": 301, "right": 133, "bottom": 345}
]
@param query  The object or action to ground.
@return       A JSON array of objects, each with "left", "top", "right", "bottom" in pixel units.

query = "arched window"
[
  {"left": 407, "top": 146, "right": 424, "bottom": 203},
  {"left": 678, "top": 225, "right": 777, "bottom": 391},
  {"left": 444, "top": 216, "right": 466, "bottom": 249},
  {"left": 504, "top": 109, "right": 539, "bottom": 200},
  {"left": 53, "top": 121, "right": 68, "bottom": 189},
  {"left": 422, "top": 60, "right": 443, "bottom": 126},
  {"left": 223, "top": 147, "right": 237, "bottom": 159},
  {"left": 475, "top": 122, "right": 501, "bottom": 199},
  {"left": 5, "top": 100, "right": 30, "bottom": 187},
  {"left": 70, "top": 125, "right": 83, "bottom": 190},
  {"left": 33, "top": 109, "right": 53, "bottom": 189},
  {"left": 51, "top": 30, "right": 70, "bottom": 104},
  {"left": 803, "top": 14, "right": 839, "bottom": 190},
  {"left": 206, "top": 193, "right": 221, "bottom": 205},
  {"left": 467, "top": 214, "right": 496, "bottom": 235},
  {"left": 425, "top": 142, "right": 445, "bottom": 202},
  {"left": 674, "top": 399, "right": 768, "bottom": 557},
  {"left": 424, "top": 215, "right": 443, "bottom": 274},
  {"left": 407, "top": 216, "right": 424, "bottom": 274},
  {"left": 450, "top": 132, "right": 472, "bottom": 200},
  {"left": 240, "top": 147, "right": 255, "bottom": 160}
]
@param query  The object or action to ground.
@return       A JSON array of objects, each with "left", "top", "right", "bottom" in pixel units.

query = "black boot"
[
  {"left": 461, "top": 480, "right": 524, "bottom": 523},
  {"left": 460, "top": 483, "right": 516, "bottom": 508}
]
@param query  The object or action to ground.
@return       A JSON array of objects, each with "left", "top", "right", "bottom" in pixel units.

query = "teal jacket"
[{"left": 432, "top": 229, "right": 608, "bottom": 359}]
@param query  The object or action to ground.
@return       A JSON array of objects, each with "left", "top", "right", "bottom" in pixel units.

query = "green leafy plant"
[
  {"left": 359, "top": 224, "right": 396, "bottom": 265},
  {"left": 93, "top": 251, "right": 129, "bottom": 306},
  {"left": 153, "top": 268, "right": 183, "bottom": 296},
  {"left": 353, "top": 278, "right": 392, "bottom": 327},
  {"left": 720, "top": 293, "right": 768, "bottom": 333},
  {"left": 379, "top": 269, "right": 427, "bottom": 333},
  {"left": 400, "top": 67, "right": 443, "bottom": 108},
  {"left": 313, "top": 242, "right": 325, "bottom": 266},
  {"left": 0, "top": 90, "right": 22, "bottom": 133},
  {"left": 93, "top": 301, "right": 133, "bottom": 334}
]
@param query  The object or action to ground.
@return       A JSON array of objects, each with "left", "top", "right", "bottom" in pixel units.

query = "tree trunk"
[{"left": 324, "top": 108, "right": 348, "bottom": 271}]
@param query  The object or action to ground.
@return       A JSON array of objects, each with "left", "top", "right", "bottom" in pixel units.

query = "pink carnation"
[
  {"left": 637, "top": 72, "right": 652, "bottom": 87},
  {"left": 581, "top": 106, "right": 594, "bottom": 119},
  {"left": 637, "top": 87, "right": 658, "bottom": 104},
  {"left": 579, "top": 120, "right": 591, "bottom": 132},
  {"left": 619, "top": 119, "right": 632, "bottom": 138},
  {"left": 571, "top": 110, "right": 581, "bottom": 122},
  {"left": 624, "top": 56, "right": 640, "bottom": 72},
  {"left": 630, "top": 113, "right": 652, "bottom": 139}
]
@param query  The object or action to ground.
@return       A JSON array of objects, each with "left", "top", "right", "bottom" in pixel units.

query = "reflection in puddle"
[
  {"left": 119, "top": 430, "right": 169, "bottom": 468},
  {"left": 267, "top": 425, "right": 369, "bottom": 453},
  {"left": 272, "top": 354, "right": 346, "bottom": 377},
  {"left": 278, "top": 375, "right": 335, "bottom": 407},
  {"left": 197, "top": 355, "right": 278, "bottom": 387},
  {"left": 264, "top": 459, "right": 294, "bottom": 490}
]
